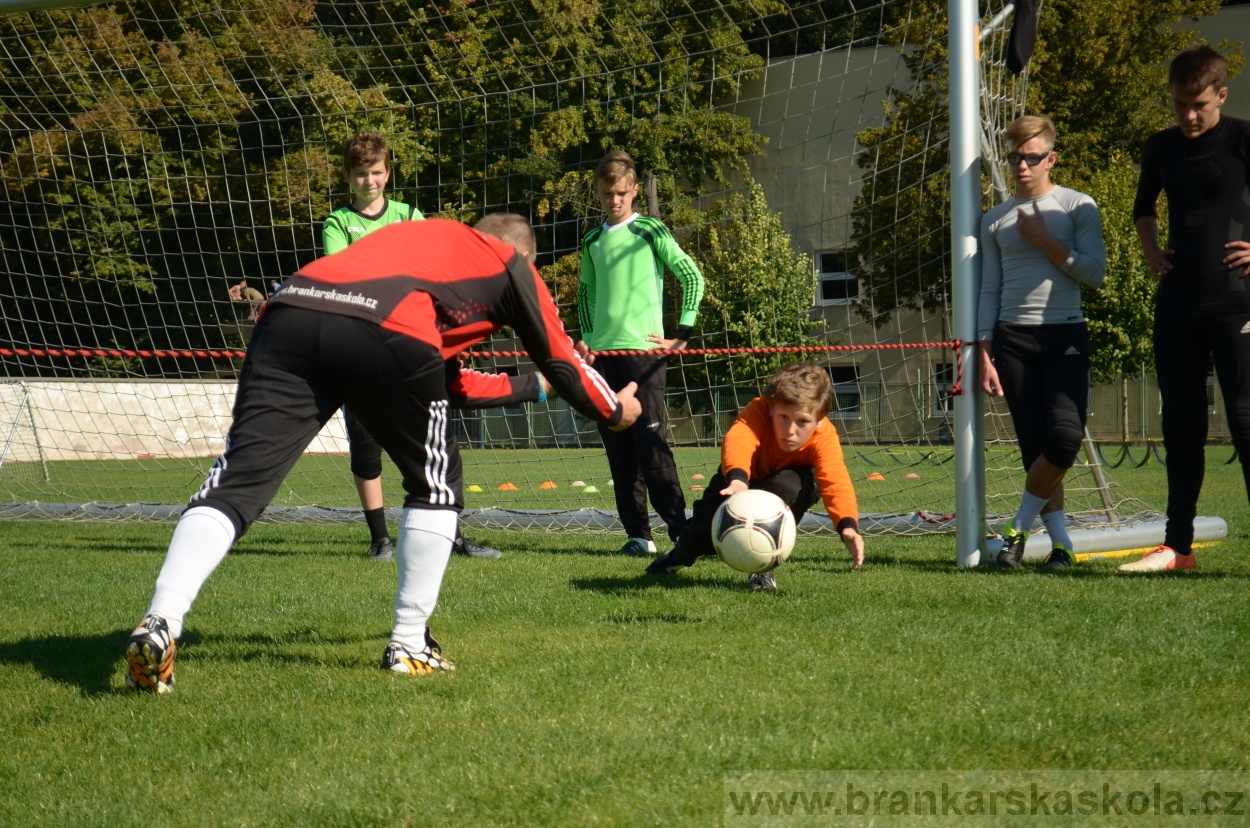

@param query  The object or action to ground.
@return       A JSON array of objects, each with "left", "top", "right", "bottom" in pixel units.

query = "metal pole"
[{"left": 950, "top": 0, "right": 986, "bottom": 567}]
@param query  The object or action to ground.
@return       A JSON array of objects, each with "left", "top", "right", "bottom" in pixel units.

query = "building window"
[
  {"left": 932, "top": 362, "right": 955, "bottom": 417},
  {"left": 827, "top": 365, "right": 861, "bottom": 419},
  {"left": 815, "top": 250, "right": 858, "bottom": 305}
]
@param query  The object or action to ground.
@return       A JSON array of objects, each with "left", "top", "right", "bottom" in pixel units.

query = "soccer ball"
[{"left": 712, "top": 489, "right": 796, "bottom": 573}]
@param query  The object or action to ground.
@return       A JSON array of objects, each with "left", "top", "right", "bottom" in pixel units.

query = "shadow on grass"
[
  {"left": 0, "top": 627, "right": 395, "bottom": 695},
  {"left": 0, "top": 629, "right": 134, "bottom": 696},
  {"left": 570, "top": 572, "right": 745, "bottom": 594}
]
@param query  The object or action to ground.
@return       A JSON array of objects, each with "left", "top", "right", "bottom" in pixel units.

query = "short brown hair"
[
  {"left": 594, "top": 150, "right": 638, "bottom": 186},
  {"left": 1003, "top": 115, "right": 1056, "bottom": 152},
  {"left": 474, "top": 213, "right": 536, "bottom": 261},
  {"left": 1170, "top": 45, "right": 1227, "bottom": 95},
  {"left": 342, "top": 132, "right": 391, "bottom": 172},
  {"left": 764, "top": 362, "right": 832, "bottom": 419}
]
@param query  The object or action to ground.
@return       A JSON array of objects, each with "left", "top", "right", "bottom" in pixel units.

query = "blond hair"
[
  {"left": 1003, "top": 115, "right": 1055, "bottom": 152},
  {"left": 594, "top": 149, "right": 638, "bottom": 186},
  {"left": 764, "top": 362, "right": 832, "bottom": 419}
]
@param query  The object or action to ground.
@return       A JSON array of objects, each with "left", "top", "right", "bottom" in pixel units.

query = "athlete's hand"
[
  {"left": 609, "top": 381, "right": 642, "bottom": 431},
  {"left": 978, "top": 344, "right": 1003, "bottom": 397},
  {"left": 841, "top": 527, "right": 864, "bottom": 570},
  {"left": 575, "top": 339, "right": 595, "bottom": 365},
  {"left": 719, "top": 478, "right": 749, "bottom": 497},
  {"left": 646, "top": 333, "right": 687, "bottom": 352},
  {"left": 1015, "top": 203, "right": 1053, "bottom": 247},
  {"left": 1143, "top": 245, "right": 1174, "bottom": 280},
  {"left": 1224, "top": 240, "right": 1250, "bottom": 277}
]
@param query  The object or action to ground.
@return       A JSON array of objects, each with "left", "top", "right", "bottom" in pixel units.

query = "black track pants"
[
  {"left": 1154, "top": 308, "right": 1250, "bottom": 553},
  {"left": 189, "top": 306, "right": 459, "bottom": 537},
  {"left": 592, "top": 352, "right": 687, "bottom": 542}
]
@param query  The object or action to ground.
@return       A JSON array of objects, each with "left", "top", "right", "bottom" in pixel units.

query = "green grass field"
[{"left": 0, "top": 449, "right": 1246, "bottom": 826}]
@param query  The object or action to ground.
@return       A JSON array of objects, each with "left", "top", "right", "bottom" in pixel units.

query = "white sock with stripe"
[
  {"left": 1040, "top": 509, "right": 1073, "bottom": 552},
  {"left": 392, "top": 507, "right": 458, "bottom": 650},
  {"left": 1011, "top": 490, "right": 1050, "bottom": 534},
  {"left": 147, "top": 506, "right": 236, "bottom": 639}
]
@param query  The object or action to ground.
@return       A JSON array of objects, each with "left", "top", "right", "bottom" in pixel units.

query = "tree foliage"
[
  {"left": 0, "top": 0, "right": 785, "bottom": 375},
  {"left": 846, "top": 0, "right": 1239, "bottom": 379},
  {"left": 670, "top": 179, "right": 817, "bottom": 396}
]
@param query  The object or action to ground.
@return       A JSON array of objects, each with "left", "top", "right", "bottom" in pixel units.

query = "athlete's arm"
[
  {"left": 503, "top": 254, "right": 638, "bottom": 429},
  {"left": 322, "top": 214, "right": 349, "bottom": 256},
  {"left": 445, "top": 360, "right": 540, "bottom": 409},
  {"left": 576, "top": 243, "right": 596, "bottom": 356},
  {"left": 977, "top": 212, "right": 1002, "bottom": 343},
  {"left": 1223, "top": 240, "right": 1250, "bottom": 277},
  {"left": 1136, "top": 216, "right": 1173, "bottom": 280},
  {"left": 720, "top": 403, "right": 764, "bottom": 493},
  {"left": 1133, "top": 136, "right": 1172, "bottom": 279},
  {"left": 652, "top": 224, "right": 705, "bottom": 343}
]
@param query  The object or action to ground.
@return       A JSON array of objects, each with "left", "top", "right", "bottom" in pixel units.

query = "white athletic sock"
[
  {"left": 1011, "top": 490, "right": 1049, "bottom": 534},
  {"left": 147, "top": 506, "right": 236, "bottom": 639},
  {"left": 1040, "top": 509, "right": 1073, "bottom": 551},
  {"left": 392, "top": 508, "right": 458, "bottom": 650}
]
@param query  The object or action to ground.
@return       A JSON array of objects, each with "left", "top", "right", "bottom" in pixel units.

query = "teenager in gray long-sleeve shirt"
[{"left": 978, "top": 115, "right": 1107, "bottom": 570}]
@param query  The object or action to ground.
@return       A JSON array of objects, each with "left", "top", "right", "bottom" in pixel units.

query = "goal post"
[{"left": 949, "top": 0, "right": 986, "bottom": 567}]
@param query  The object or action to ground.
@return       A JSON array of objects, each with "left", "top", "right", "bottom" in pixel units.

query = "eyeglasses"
[{"left": 1006, "top": 151, "right": 1051, "bottom": 167}]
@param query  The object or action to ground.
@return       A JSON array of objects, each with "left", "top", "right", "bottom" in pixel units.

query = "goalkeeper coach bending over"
[{"left": 123, "top": 215, "right": 639, "bottom": 692}]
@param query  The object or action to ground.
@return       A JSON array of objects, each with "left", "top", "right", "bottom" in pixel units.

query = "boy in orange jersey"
[{"left": 646, "top": 361, "right": 863, "bottom": 591}]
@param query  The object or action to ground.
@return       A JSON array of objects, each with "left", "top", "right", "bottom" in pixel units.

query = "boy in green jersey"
[
  {"left": 576, "top": 150, "right": 705, "bottom": 555},
  {"left": 322, "top": 132, "right": 503, "bottom": 561},
  {"left": 323, "top": 132, "right": 422, "bottom": 255}
]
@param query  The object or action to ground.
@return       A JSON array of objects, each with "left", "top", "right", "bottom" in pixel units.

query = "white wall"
[{"left": 0, "top": 380, "right": 348, "bottom": 462}]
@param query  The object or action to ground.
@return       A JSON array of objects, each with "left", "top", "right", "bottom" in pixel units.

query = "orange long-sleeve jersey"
[{"left": 721, "top": 397, "right": 860, "bottom": 532}]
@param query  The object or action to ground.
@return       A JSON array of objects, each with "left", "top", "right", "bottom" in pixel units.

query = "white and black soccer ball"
[{"left": 712, "top": 489, "right": 797, "bottom": 573}]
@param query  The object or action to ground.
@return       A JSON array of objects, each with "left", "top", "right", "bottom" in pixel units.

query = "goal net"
[{"left": 0, "top": 0, "right": 1160, "bottom": 541}]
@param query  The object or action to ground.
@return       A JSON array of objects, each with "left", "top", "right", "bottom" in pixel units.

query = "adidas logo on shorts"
[
  {"left": 1064, "top": 346, "right": 1081, "bottom": 356},
  {"left": 1241, "top": 321, "right": 1250, "bottom": 335}
]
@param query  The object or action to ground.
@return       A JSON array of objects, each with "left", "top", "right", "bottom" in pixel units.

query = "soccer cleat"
[
  {"left": 1118, "top": 545, "right": 1195, "bottom": 573},
  {"left": 368, "top": 537, "right": 394, "bottom": 562},
  {"left": 997, "top": 522, "right": 1028, "bottom": 569},
  {"left": 125, "top": 614, "right": 176, "bottom": 694},
  {"left": 1040, "top": 546, "right": 1075, "bottom": 572},
  {"left": 381, "top": 629, "right": 456, "bottom": 675},
  {"left": 452, "top": 535, "right": 503, "bottom": 559},
  {"left": 618, "top": 537, "right": 656, "bottom": 556},
  {"left": 746, "top": 571, "right": 777, "bottom": 592},
  {"left": 645, "top": 537, "right": 699, "bottom": 575}
]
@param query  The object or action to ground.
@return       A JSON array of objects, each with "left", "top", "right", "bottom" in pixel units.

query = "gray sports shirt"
[{"left": 977, "top": 185, "right": 1107, "bottom": 340}]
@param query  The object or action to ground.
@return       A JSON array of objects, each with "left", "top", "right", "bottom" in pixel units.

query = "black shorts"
[
  {"left": 188, "top": 306, "right": 460, "bottom": 536},
  {"left": 992, "top": 321, "right": 1089, "bottom": 470}
]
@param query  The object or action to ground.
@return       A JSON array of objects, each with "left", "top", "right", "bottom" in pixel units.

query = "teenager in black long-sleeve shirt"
[{"left": 1125, "top": 44, "right": 1250, "bottom": 572}]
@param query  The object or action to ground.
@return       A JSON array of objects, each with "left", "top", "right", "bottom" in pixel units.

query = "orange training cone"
[{"left": 498, "top": 482, "right": 518, "bottom": 491}]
